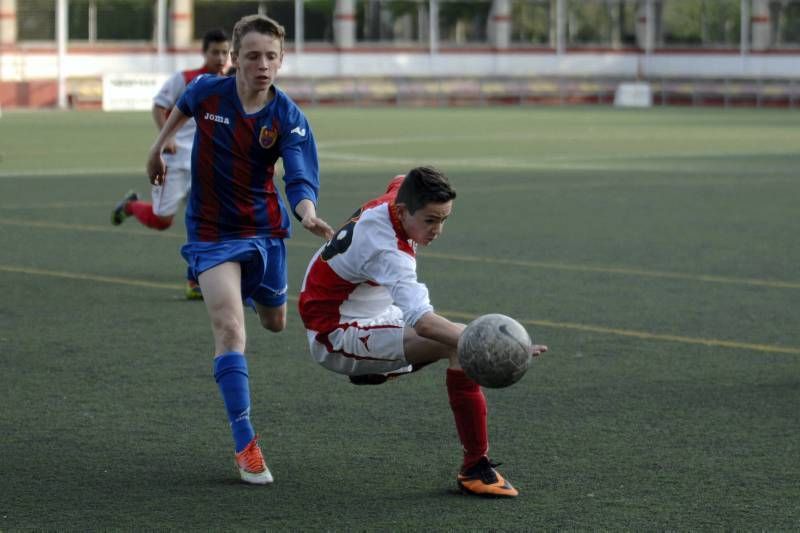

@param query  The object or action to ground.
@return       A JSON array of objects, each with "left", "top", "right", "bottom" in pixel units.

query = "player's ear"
[{"left": 395, "top": 202, "right": 409, "bottom": 220}]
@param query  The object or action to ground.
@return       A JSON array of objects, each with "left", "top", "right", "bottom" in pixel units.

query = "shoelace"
[{"left": 240, "top": 443, "right": 265, "bottom": 472}]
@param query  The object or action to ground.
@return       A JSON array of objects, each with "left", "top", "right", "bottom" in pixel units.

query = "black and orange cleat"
[
  {"left": 457, "top": 457, "right": 519, "bottom": 498},
  {"left": 111, "top": 190, "right": 139, "bottom": 226}
]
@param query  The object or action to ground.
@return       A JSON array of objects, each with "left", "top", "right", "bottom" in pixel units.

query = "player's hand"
[
  {"left": 162, "top": 138, "right": 177, "bottom": 154},
  {"left": 302, "top": 214, "right": 334, "bottom": 240},
  {"left": 146, "top": 148, "right": 166, "bottom": 186},
  {"left": 530, "top": 344, "right": 548, "bottom": 357}
]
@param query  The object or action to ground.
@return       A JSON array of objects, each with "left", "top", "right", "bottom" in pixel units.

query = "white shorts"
[
  {"left": 306, "top": 305, "right": 413, "bottom": 376},
  {"left": 152, "top": 166, "right": 191, "bottom": 217}
]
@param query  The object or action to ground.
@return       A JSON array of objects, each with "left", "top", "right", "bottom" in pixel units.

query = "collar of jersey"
[{"left": 388, "top": 203, "right": 411, "bottom": 244}]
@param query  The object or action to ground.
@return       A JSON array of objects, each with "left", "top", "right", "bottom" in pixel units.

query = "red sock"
[
  {"left": 446, "top": 368, "right": 488, "bottom": 470},
  {"left": 126, "top": 201, "right": 172, "bottom": 231}
]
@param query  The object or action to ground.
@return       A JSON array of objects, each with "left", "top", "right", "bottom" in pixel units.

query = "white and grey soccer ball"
[{"left": 457, "top": 314, "right": 533, "bottom": 388}]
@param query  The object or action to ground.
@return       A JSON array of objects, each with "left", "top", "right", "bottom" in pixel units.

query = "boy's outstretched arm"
[
  {"left": 415, "top": 312, "right": 548, "bottom": 358},
  {"left": 295, "top": 199, "right": 334, "bottom": 240},
  {"left": 146, "top": 109, "right": 191, "bottom": 185},
  {"left": 414, "top": 311, "right": 464, "bottom": 348},
  {"left": 151, "top": 104, "right": 177, "bottom": 154}
]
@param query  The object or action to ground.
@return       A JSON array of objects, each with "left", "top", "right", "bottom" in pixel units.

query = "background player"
[
  {"left": 298, "top": 166, "right": 548, "bottom": 498},
  {"left": 112, "top": 29, "right": 230, "bottom": 299},
  {"left": 146, "top": 15, "right": 333, "bottom": 485}
]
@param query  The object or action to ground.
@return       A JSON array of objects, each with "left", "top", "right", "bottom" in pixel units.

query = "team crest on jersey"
[{"left": 258, "top": 120, "right": 279, "bottom": 149}]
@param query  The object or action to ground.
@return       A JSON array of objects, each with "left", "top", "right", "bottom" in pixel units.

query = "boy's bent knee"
[
  {"left": 260, "top": 314, "right": 286, "bottom": 332},
  {"left": 255, "top": 303, "right": 287, "bottom": 333}
]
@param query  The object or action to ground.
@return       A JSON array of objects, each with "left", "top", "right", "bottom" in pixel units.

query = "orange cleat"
[
  {"left": 457, "top": 457, "right": 519, "bottom": 498},
  {"left": 234, "top": 436, "right": 273, "bottom": 485}
]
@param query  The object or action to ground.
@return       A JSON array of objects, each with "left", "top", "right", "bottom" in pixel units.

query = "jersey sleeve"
[
  {"left": 176, "top": 74, "right": 207, "bottom": 118},
  {"left": 279, "top": 108, "right": 319, "bottom": 220},
  {"left": 153, "top": 72, "right": 185, "bottom": 109},
  {"left": 362, "top": 249, "right": 434, "bottom": 327}
]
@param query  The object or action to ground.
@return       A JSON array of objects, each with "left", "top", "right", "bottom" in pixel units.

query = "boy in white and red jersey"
[
  {"left": 298, "top": 166, "right": 548, "bottom": 498},
  {"left": 112, "top": 29, "right": 230, "bottom": 299}
]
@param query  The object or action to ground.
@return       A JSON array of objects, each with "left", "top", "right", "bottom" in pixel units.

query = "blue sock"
[{"left": 213, "top": 352, "right": 256, "bottom": 453}]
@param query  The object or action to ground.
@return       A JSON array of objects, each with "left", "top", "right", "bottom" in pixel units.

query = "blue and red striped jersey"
[{"left": 176, "top": 75, "right": 319, "bottom": 242}]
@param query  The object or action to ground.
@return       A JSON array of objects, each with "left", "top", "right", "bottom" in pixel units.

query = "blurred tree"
[
  {"left": 511, "top": 0, "right": 550, "bottom": 45},
  {"left": 774, "top": 0, "right": 800, "bottom": 45},
  {"left": 356, "top": 0, "right": 426, "bottom": 42},
  {"left": 17, "top": 0, "right": 54, "bottom": 40},
  {"left": 96, "top": 0, "right": 154, "bottom": 40},
  {"left": 194, "top": 1, "right": 295, "bottom": 41},
  {"left": 439, "top": 0, "right": 491, "bottom": 43},
  {"left": 69, "top": 0, "right": 89, "bottom": 40},
  {"left": 662, "top": 0, "right": 740, "bottom": 46},
  {"left": 12, "top": 0, "right": 800, "bottom": 49},
  {"left": 305, "top": 0, "right": 335, "bottom": 42},
  {"left": 567, "top": 0, "right": 613, "bottom": 44}
]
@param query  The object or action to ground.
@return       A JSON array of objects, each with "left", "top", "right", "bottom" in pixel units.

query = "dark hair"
[
  {"left": 202, "top": 29, "right": 229, "bottom": 52},
  {"left": 395, "top": 166, "right": 456, "bottom": 214},
  {"left": 232, "top": 14, "right": 285, "bottom": 54}
]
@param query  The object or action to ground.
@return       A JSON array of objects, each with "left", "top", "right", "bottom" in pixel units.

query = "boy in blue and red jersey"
[
  {"left": 112, "top": 28, "right": 230, "bottom": 299},
  {"left": 146, "top": 14, "right": 333, "bottom": 485}
]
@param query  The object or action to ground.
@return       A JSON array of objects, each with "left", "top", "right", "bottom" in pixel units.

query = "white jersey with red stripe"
[
  {"left": 152, "top": 67, "right": 211, "bottom": 169},
  {"left": 299, "top": 176, "right": 434, "bottom": 334}
]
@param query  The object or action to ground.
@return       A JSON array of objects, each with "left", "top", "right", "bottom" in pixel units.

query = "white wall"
[{"left": 2, "top": 50, "right": 799, "bottom": 81}]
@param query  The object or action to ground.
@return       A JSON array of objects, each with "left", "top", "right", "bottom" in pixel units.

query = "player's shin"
[
  {"left": 446, "top": 368, "right": 489, "bottom": 470},
  {"left": 213, "top": 352, "right": 256, "bottom": 452}
]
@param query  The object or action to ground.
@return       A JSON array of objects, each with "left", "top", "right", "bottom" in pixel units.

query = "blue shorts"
[{"left": 180, "top": 238, "right": 288, "bottom": 307}]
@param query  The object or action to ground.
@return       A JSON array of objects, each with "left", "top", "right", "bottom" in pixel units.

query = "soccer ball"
[{"left": 457, "top": 314, "right": 533, "bottom": 388}]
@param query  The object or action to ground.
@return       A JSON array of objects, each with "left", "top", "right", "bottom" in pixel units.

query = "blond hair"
[{"left": 232, "top": 14, "right": 285, "bottom": 53}]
